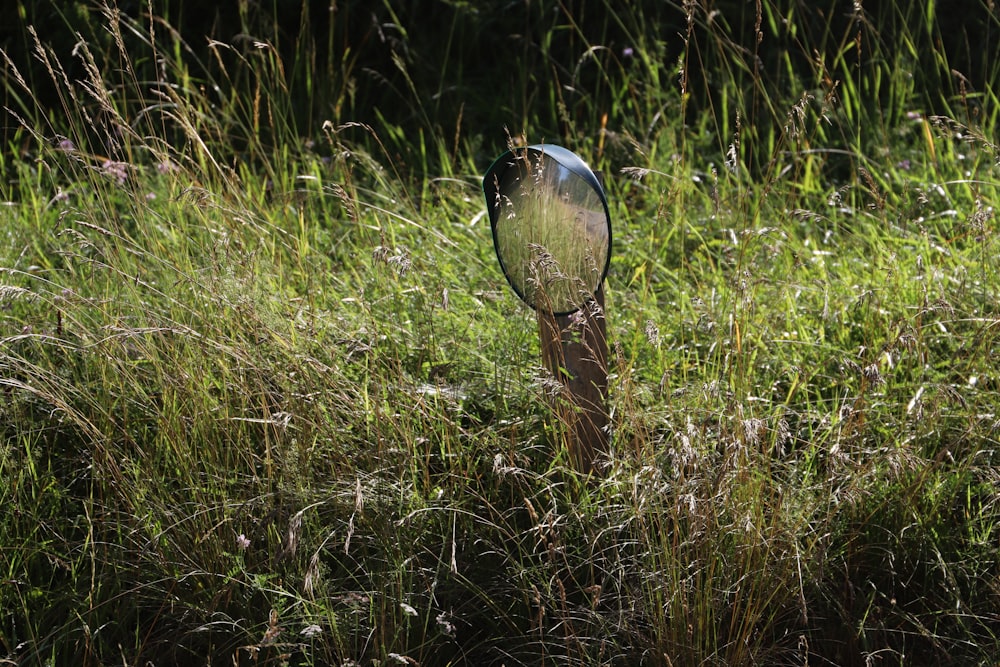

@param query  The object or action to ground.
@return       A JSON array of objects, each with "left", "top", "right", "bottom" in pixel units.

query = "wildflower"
[
  {"left": 622, "top": 47, "right": 635, "bottom": 59},
  {"left": 102, "top": 160, "right": 129, "bottom": 185},
  {"left": 236, "top": 533, "right": 250, "bottom": 550},
  {"left": 300, "top": 624, "right": 322, "bottom": 638},
  {"left": 58, "top": 138, "right": 75, "bottom": 152},
  {"left": 436, "top": 612, "right": 456, "bottom": 637}
]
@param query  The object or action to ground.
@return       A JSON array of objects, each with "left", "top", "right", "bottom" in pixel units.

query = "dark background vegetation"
[{"left": 4, "top": 0, "right": 998, "bottom": 170}]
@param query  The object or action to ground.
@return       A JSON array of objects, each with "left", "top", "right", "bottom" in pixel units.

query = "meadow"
[{"left": 1, "top": 1, "right": 999, "bottom": 665}]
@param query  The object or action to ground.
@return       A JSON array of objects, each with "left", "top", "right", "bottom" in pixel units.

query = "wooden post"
[{"left": 537, "top": 286, "right": 609, "bottom": 474}]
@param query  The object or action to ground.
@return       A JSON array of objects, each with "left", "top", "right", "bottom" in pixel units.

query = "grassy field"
[{"left": 2, "top": 2, "right": 1000, "bottom": 665}]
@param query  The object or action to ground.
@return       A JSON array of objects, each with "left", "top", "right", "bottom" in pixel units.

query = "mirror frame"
[{"left": 483, "top": 144, "right": 612, "bottom": 315}]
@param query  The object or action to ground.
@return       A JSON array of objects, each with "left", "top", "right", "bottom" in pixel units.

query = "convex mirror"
[{"left": 483, "top": 144, "right": 611, "bottom": 315}]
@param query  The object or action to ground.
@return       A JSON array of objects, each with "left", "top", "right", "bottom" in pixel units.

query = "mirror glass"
[{"left": 484, "top": 145, "right": 611, "bottom": 315}]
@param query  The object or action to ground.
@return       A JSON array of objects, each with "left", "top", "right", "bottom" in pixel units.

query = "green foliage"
[{"left": 2, "top": 1, "right": 1000, "bottom": 666}]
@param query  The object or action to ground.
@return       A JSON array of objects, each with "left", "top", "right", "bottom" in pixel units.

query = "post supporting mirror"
[
  {"left": 484, "top": 145, "right": 610, "bottom": 474},
  {"left": 537, "top": 283, "right": 608, "bottom": 474}
]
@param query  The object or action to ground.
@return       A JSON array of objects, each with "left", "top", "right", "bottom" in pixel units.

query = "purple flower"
[
  {"left": 236, "top": 533, "right": 250, "bottom": 550},
  {"left": 58, "top": 138, "right": 75, "bottom": 152},
  {"left": 622, "top": 47, "right": 635, "bottom": 59},
  {"left": 102, "top": 160, "right": 129, "bottom": 185}
]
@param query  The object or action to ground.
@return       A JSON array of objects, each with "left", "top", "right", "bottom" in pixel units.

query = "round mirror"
[{"left": 483, "top": 144, "right": 611, "bottom": 315}]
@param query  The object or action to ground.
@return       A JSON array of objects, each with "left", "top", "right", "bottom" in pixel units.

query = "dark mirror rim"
[{"left": 482, "top": 144, "right": 612, "bottom": 315}]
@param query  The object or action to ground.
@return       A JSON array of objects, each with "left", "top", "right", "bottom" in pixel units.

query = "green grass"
[{"left": 2, "top": 2, "right": 1000, "bottom": 665}]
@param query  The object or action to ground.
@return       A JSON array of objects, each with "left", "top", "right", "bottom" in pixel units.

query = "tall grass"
[{"left": 2, "top": 1, "right": 1000, "bottom": 665}]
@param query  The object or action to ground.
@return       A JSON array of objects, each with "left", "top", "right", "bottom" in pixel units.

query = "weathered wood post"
[
  {"left": 536, "top": 285, "right": 609, "bottom": 473},
  {"left": 483, "top": 145, "right": 611, "bottom": 474}
]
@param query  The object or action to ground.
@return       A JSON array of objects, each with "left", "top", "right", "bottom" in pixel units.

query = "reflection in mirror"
[{"left": 489, "top": 148, "right": 610, "bottom": 314}]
